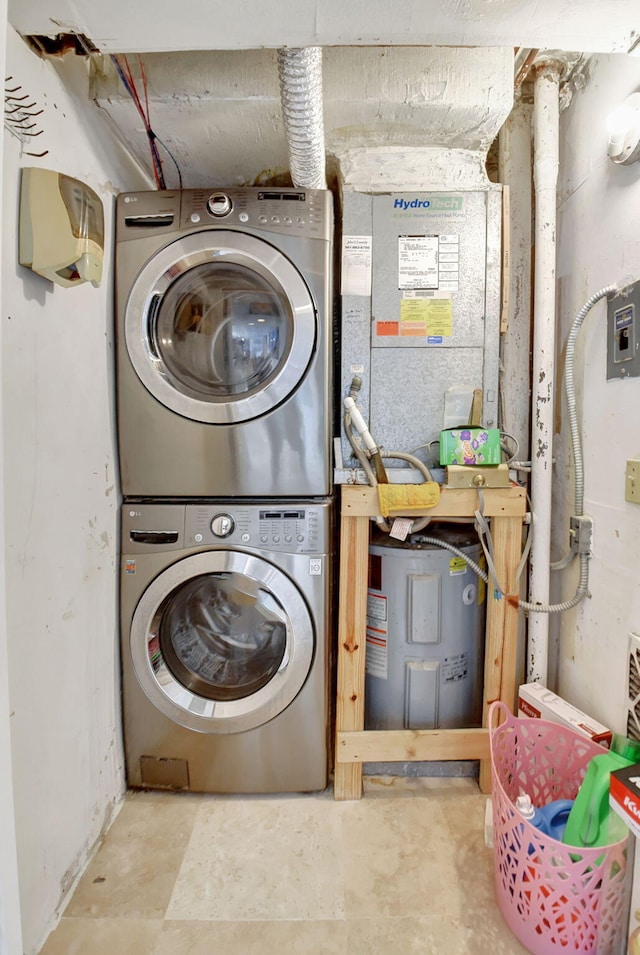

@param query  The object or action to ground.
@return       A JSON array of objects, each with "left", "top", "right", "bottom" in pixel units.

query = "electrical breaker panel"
[{"left": 607, "top": 280, "right": 640, "bottom": 380}]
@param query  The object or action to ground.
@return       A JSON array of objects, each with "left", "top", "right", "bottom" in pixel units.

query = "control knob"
[
  {"left": 207, "top": 193, "right": 233, "bottom": 217},
  {"left": 211, "top": 514, "right": 235, "bottom": 537}
]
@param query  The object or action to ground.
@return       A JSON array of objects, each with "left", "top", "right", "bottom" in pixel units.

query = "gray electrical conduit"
[
  {"left": 533, "top": 285, "right": 618, "bottom": 611},
  {"left": 460, "top": 289, "right": 620, "bottom": 613}
]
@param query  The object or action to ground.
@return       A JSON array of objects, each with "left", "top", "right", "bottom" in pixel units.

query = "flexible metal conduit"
[
  {"left": 565, "top": 286, "right": 618, "bottom": 518},
  {"left": 277, "top": 47, "right": 326, "bottom": 190},
  {"left": 521, "top": 286, "right": 618, "bottom": 615}
]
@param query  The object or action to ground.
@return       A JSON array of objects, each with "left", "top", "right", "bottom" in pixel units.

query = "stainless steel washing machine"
[
  {"left": 115, "top": 187, "right": 333, "bottom": 498},
  {"left": 120, "top": 499, "right": 333, "bottom": 793}
]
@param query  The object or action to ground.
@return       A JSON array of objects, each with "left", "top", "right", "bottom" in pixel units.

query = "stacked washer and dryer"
[{"left": 115, "top": 188, "right": 334, "bottom": 793}]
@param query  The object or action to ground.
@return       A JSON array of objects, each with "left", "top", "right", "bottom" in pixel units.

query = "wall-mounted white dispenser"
[{"left": 19, "top": 167, "right": 104, "bottom": 288}]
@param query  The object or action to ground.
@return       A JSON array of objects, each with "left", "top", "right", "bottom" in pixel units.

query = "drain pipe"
[
  {"left": 277, "top": 47, "right": 327, "bottom": 190},
  {"left": 527, "top": 56, "right": 564, "bottom": 685}
]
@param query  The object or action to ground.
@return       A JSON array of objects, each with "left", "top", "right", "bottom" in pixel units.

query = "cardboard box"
[
  {"left": 438, "top": 427, "right": 502, "bottom": 466},
  {"left": 517, "top": 681, "right": 613, "bottom": 748},
  {"left": 610, "top": 762, "right": 640, "bottom": 839}
]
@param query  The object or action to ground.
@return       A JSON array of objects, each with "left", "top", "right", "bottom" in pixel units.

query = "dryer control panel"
[{"left": 185, "top": 503, "right": 327, "bottom": 554}]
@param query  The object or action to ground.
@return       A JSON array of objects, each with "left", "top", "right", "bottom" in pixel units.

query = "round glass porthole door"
[
  {"left": 130, "top": 551, "right": 314, "bottom": 734},
  {"left": 124, "top": 231, "right": 316, "bottom": 424}
]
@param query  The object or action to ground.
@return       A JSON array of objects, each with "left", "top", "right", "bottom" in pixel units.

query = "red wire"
[
  {"left": 138, "top": 55, "right": 164, "bottom": 187},
  {"left": 115, "top": 54, "right": 164, "bottom": 188}
]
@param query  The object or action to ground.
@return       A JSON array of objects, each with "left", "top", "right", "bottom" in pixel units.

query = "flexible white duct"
[
  {"left": 277, "top": 47, "right": 326, "bottom": 190},
  {"left": 527, "top": 59, "right": 562, "bottom": 684}
]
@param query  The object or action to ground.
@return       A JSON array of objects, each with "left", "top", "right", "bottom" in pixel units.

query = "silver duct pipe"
[{"left": 277, "top": 47, "right": 327, "bottom": 190}]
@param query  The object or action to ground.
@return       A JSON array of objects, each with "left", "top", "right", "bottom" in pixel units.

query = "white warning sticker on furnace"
[
  {"left": 398, "top": 235, "right": 439, "bottom": 290},
  {"left": 341, "top": 235, "right": 373, "bottom": 296},
  {"left": 442, "top": 652, "right": 469, "bottom": 683}
]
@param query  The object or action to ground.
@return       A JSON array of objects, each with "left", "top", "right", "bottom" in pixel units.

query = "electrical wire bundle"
[{"left": 111, "top": 54, "right": 182, "bottom": 190}]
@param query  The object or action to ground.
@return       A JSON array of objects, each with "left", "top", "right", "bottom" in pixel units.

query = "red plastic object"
[{"left": 489, "top": 701, "right": 630, "bottom": 954}]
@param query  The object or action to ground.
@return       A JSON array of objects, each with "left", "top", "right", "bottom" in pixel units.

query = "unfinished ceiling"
[
  {"left": 7, "top": 0, "right": 640, "bottom": 54},
  {"left": 7, "top": 0, "right": 639, "bottom": 190},
  {"left": 88, "top": 47, "right": 514, "bottom": 189}
]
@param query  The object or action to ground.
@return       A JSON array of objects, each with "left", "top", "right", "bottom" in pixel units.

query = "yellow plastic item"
[
  {"left": 19, "top": 167, "right": 104, "bottom": 288},
  {"left": 377, "top": 482, "right": 440, "bottom": 517}
]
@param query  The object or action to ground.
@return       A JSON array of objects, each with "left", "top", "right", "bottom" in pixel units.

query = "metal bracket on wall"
[{"left": 4, "top": 76, "right": 48, "bottom": 157}]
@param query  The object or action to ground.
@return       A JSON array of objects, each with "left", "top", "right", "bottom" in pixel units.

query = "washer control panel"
[{"left": 185, "top": 503, "right": 327, "bottom": 553}]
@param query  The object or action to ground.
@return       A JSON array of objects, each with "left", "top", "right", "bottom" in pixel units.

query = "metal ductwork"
[{"left": 277, "top": 47, "right": 326, "bottom": 189}]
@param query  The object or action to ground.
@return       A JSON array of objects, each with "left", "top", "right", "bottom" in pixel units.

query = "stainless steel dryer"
[
  {"left": 120, "top": 499, "right": 333, "bottom": 793},
  {"left": 115, "top": 187, "right": 333, "bottom": 498}
]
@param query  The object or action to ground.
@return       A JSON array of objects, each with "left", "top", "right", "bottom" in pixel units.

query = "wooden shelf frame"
[{"left": 333, "top": 483, "right": 527, "bottom": 800}]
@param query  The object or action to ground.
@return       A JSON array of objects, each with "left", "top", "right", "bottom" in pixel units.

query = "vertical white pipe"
[{"left": 528, "top": 61, "right": 562, "bottom": 685}]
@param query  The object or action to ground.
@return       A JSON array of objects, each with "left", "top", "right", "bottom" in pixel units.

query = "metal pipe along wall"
[{"left": 527, "top": 60, "right": 562, "bottom": 684}]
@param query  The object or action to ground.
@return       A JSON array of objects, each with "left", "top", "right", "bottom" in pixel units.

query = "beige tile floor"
[{"left": 39, "top": 776, "right": 530, "bottom": 955}]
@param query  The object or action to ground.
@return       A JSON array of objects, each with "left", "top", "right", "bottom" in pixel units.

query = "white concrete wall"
[
  {"left": 91, "top": 46, "right": 514, "bottom": 190},
  {"left": 554, "top": 53, "right": 640, "bottom": 731},
  {"left": 0, "top": 11, "right": 26, "bottom": 955},
  {"left": 2, "top": 28, "right": 147, "bottom": 955}
]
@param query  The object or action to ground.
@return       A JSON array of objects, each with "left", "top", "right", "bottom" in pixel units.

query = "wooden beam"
[
  {"left": 341, "top": 484, "right": 526, "bottom": 519},
  {"left": 333, "top": 513, "right": 370, "bottom": 800},
  {"left": 479, "top": 514, "right": 524, "bottom": 792},
  {"left": 337, "top": 728, "right": 490, "bottom": 763}
]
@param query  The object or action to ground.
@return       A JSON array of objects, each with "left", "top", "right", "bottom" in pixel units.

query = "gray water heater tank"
[{"left": 365, "top": 524, "right": 485, "bottom": 731}]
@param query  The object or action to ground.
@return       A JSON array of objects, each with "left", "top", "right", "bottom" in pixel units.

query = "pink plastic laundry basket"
[{"left": 489, "top": 701, "right": 631, "bottom": 955}]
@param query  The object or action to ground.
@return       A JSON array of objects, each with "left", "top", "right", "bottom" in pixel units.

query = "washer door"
[
  {"left": 124, "top": 231, "right": 316, "bottom": 424},
  {"left": 130, "top": 551, "right": 314, "bottom": 734}
]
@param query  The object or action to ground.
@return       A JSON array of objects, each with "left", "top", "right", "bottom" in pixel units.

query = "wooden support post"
[
  {"left": 479, "top": 515, "right": 523, "bottom": 792},
  {"left": 333, "top": 512, "right": 370, "bottom": 800}
]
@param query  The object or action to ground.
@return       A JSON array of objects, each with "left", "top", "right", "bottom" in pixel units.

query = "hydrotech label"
[{"left": 393, "top": 196, "right": 464, "bottom": 212}]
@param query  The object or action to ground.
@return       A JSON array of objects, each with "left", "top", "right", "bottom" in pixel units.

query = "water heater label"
[
  {"left": 365, "top": 623, "right": 388, "bottom": 679},
  {"left": 449, "top": 557, "right": 468, "bottom": 575},
  {"left": 366, "top": 591, "right": 388, "bottom": 679},
  {"left": 366, "top": 592, "right": 387, "bottom": 621},
  {"left": 442, "top": 652, "right": 469, "bottom": 683}
]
